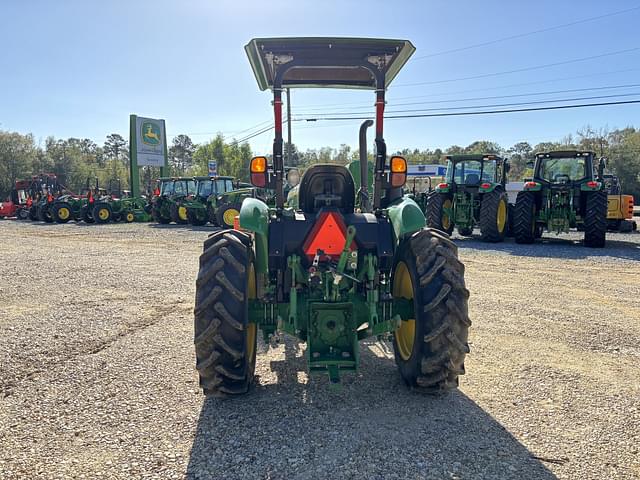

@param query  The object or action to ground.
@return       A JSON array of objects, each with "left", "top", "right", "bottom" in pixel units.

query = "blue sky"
[{"left": 1, "top": 0, "right": 639, "bottom": 155}]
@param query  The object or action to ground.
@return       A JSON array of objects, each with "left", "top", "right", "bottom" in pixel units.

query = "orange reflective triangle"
[{"left": 303, "top": 212, "right": 351, "bottom": 260}]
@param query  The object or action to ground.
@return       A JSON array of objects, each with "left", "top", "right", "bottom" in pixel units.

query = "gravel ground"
[{"left": 0, "top": 220, "right": 639, "bottom": 479}]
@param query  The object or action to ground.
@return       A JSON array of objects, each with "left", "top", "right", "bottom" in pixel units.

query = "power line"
[
  {"left": 293, "top": 67, "right": 640, "bottom": 110},
  {"left": 297, "top": 99, "right": 640, "bottom": 121},
  {"left": 296, "top": 92, "right": 640, "bottom": 117},
  {"left": 294, "top": 83, "right": 640, "bottom": 115},
  {"left": 413, "top": 5, "right": 640, "bottom": 60},
  {"left": 395, "top": 47, "right": 640, "bottom": 87}
]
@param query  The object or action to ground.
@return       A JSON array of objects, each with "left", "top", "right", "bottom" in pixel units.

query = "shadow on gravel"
[
  {"left": 456, "top": 234, "right": 640, "bottom": 261},
  {"left": 186, "top": 339, "right": 557, "bottom": 480},
  {"left": 148, "top": 223, "right": 221, "bottom": 233}
]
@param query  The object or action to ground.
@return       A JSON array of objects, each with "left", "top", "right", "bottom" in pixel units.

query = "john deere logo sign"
[
  {"left": 141, "top": 122, "right": 161, "bottom": 146},
  {"left": 132, "top": 115, "right": 166, "bottom": 167}
]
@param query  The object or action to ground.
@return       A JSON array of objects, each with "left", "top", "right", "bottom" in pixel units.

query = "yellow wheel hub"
[
  {"left": 126, "top": 212, "right": 134, "bottom": 222},
  {"left": 393, "top": 261, "right": 416, "bottom": 361},
  {"left": 178, "top": 206, "right": 188, "bottom": 221},
  {"left": 442, "top": 199, "right": 452, "bottom": 230},
  {"left": 58, "top": 207, "right": 70, "bottom": 220},
  {"left": 223, "top": 208, "right": 239, "bottom": 227},
  {"left": 246, "top": 262, "right": 257, "bottom": 361},
  {"left": 98, "top": 208, "right": 109, "bottom": 221},
  {"left": 497, "top": 199, "right": 507, "bottom": 232}
]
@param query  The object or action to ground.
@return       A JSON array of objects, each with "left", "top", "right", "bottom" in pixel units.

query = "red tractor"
[{"left": 0, "top": 179, "right": 32, "bottom": 220}]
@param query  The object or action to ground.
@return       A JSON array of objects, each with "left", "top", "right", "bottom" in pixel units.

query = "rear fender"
[
  {"left": 239, "top": 198, "right": 269, "bottom": 275},
  {"left": 386, "top": 196, "right": 426, "bottom": 242}
]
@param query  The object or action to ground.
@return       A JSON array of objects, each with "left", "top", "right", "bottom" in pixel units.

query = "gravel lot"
[{"left": 1, "top": 220, "right": 639, "bottom": 479}]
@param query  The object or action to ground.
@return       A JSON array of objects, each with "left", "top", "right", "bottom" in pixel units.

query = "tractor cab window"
[
  {"left": 187, "top": 180, "right": 196, "bottom": 194},
  {"left": 538, "top": 157, "right": 587, "bottom": 183},
  {"left": 481, "top": 161, "right": 497, "bottom": 182},
  {"left": 225, "top": 180, "right": 233, "bottom": 192},
  {"left": 447, "top": 160, "right": 483, "bottom": 185},
  {"left": 17, "top": 189, "right": 28, "bottom": 204},
  {"left": 198, "top": 181, "right": 213, "bottom": 198},
  {"left": 160, "top": 181, "right": 174, "bottom": 196},
  {"left": 214, "top": 179, "right": 230, "bottom": 194}
]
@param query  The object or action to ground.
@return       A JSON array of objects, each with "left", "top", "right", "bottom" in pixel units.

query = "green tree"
[
  {"left": 0, "top": 131, "right": 38, "bottom": 198},
  {"left": 169, "top": 134, "right": 196, "bottom": 174}
]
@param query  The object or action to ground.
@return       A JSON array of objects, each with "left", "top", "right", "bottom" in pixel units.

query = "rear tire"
[
  {"left": 392, "top": 228, "right": 471, "bottom": 393},
  {"left": 171, "top": 203, "right": 189, "bottom": 225},
  {"left": 479, "top": 190, "right": 508, "bottom": 242},
  {"left": 93, "top": 203, "right": 112, "bottom": 224},
  {"left": 514, "top": 191, "right": 537, "bottom": 244},
  {"left": 17, "top": 208, "right": 30, "bottom": 220},
  {"left": 38, "top": 205, "right": 53, "bottom": 223},
  {"left": 216, "top": 203, "right": 242, "bottom": 229},
  {"left": 152, "top": 205, "right": 170, "bottom": 224},
  {"left": 188, "top": 208, "right": 207, "bottom": 226},
  {"left": 426, "top": 192, "right": 454, "bottom": 235},
  {"left": 584, "top": 191, "right": 607, "bottom": 248},
  {"left": 52, "top": 203, "right": 72, "bottom": 223},
  {"left": 194, "top": 230, "right": 257, "bottom": 396}
]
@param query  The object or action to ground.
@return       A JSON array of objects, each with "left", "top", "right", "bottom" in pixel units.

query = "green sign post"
[{"left": 129, "top": 114, "right": 169, "bottom": 197}]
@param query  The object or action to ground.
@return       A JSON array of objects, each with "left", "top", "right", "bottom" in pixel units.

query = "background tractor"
[
  {"left": 513, "top": 150, "right": 608, "bottom": 247},
  {"left": 602, "top": 174, "right": 636, "bottom": 232},
  {"left": 151, "top": 177, "right": 196, "bottom": 224},
  {"left": 194, "top": 37, "right": 470, "bottom": 396},
  {"left": 181, "top": 176, "right": 235, "bottom": 226},
  {"left": 0, "top": 179, "right": 31, "bottom": 220},
  {"left": 426, "top": 154, "right": 510, "bottom": 242}
]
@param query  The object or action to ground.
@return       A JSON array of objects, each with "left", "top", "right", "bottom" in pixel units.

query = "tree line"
[{"left": 1, "top": 125, "right": 638, "bottom": 200}]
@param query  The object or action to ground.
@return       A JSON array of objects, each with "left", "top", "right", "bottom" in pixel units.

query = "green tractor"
[
  {"left": 151, "top": 177, "right": 196, "bottom": 224},
  {"left": 426, "top": 154, "right": 510, "bottom": 242},
  {"left": 513, "top": 150, "right": 607, "bottom": 247},
  {"left": 193, "top": 37, "right": 470, "bottom": 396},
  {"left": 95, "top": 179, "right": 152, "bottom": 223},
  {"left": 211, "top": 184, "right": 274, "bottom": 228},
  {"left": 51, "top": 178, "right": 105, "bottom": 223},
  {"left": 181, "top": 176, "right": 235, "bottom": 226}
]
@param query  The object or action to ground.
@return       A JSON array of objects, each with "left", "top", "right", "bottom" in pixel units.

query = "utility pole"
[{"left": 286, "top": 88, "right": 292, "bottom": 166}]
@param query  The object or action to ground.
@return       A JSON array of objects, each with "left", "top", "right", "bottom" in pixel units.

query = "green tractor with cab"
[
  {"left": 426, "top": 154, "right": 510, "bottom": 242},
  {"left": 179, "top": 176, "right": 236, "bottom": 226},
  {"left": 513, "top": 150, "right": 607, "bottom": 247},
  {"left": 151, "top": 177, "right": 196, "bottom": 224},
  {"left": 193, "top": 37, "right": 470, "bottom": 396}
]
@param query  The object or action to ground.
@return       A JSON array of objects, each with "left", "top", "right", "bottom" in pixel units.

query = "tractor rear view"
[
  {"left": 151, "top": 177, "right": 196, "bottom": 224},
  {"left": 427, "top": 155, "right": 510, "bottom": 242},
  {"left": 513, "top": 151, "right": 607, "bottom": 247},
  {"left": 193, "top": 37, "right": 470, "bottom": 396}
]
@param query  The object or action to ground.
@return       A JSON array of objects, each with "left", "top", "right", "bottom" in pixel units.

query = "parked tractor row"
[
  {"left": 418, "top": 150, "right": 636, "bottom": 247},
  {"left": 1, "top": 175, "right": 153, "bottom": 225},
  {"left": 150, "top": 173, "right": 298, "bottom": 228}
]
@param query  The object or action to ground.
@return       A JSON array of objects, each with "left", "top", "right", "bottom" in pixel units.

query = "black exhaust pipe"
[{"left": 359, "top": 120, "right": 373, "bottom": 212}]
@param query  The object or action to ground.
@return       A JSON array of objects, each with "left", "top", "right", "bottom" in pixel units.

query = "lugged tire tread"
[
  {"left": 194, "top": 230, "right": 256, "bottom": 396},
  {"left": 479, "top": 189, "right": 508, "bottom": 242},
  {"left": 393, "top": 229, "right": 470, "bottom": 394},
  {"left": 514, "top": 191, "right": 536, "bottom": 244},
  {"left": 584, "top": 191, "right": 607, "bottom": 248}
]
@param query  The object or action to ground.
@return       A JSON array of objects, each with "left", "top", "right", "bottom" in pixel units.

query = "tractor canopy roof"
[
  {"left": 245, "top": 37, "right": 415, "bottom": 90},
  {"left": 193, "top": 176, "right": 234, "bottom": 181},
  {"left": 446, "top": 154, "right": 504, "bottom": 163},
  {"left": 535, "top": 150, "right": 595, "bottom": 159},
  {"left": 158, "top": 177, "right": 195, "bottom": 181}
]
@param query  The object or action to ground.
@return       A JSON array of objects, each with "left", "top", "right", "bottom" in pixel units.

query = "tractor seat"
[
  {"left": 464, "top": 173, "right": 480, "bottom": 185},
  {"left": 298, "top": 164, "right": 355, "bottom": 214}
]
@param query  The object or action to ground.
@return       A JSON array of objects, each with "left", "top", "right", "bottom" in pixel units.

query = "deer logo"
[{"left": 141, "top": 122, "right": 161, "bottom": 145}]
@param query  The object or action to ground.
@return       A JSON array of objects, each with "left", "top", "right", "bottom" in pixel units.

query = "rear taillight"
[
  {"left": 480, "top": 182, "right": 491, "bottom": 189},
  {"left": 437, "top": 183, "right": 449, "bottom": 189},
  {"left": 524, "top": 181, "right": 538, "bottom": 188},
  {"left": 586, "top": 181, "right": 599, "bottom": 188}
]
